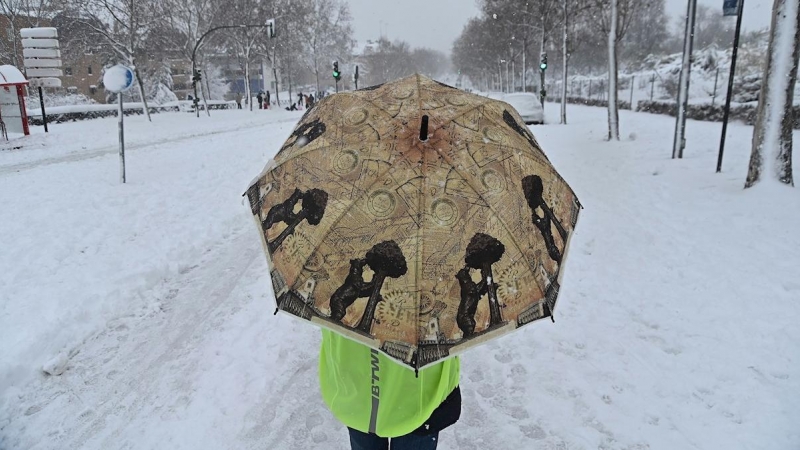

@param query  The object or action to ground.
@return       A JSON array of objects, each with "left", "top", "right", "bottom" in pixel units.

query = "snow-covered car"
[
  {"left": 485, "top": 91, "right": 506, "bottom": 100},
  {"left": 502, "top": 93, "right": 545, "bottom": 125}
]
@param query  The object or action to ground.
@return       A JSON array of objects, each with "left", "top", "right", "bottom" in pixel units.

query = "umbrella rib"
[
  {"left": 414, "top": 73, "right": 424, "bottom": 370},
  {"left": 277, "top": 154, "right": 406, "bottom": 316},
  {"left": 432, "top": 150, "right": 548, "bottom": 300}
]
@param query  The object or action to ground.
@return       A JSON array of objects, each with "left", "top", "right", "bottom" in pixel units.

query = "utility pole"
[
  {"left": 672, "top": 0, "right": 698, "bottom": 159},
  {"left": 539, "top": 52, "right": 548, "bottom": 106},
  {"left": 717, "top": 0, "right": 746, "bottom": 172}
]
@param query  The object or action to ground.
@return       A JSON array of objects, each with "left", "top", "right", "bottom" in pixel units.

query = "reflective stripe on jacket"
[{"left": 319, "top": 329, "right": 460, "bottom": 438}]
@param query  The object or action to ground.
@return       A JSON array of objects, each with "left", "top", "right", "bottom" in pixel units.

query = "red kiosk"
[{"left": 0, "top": 65, "right": 30, "bottom": 139}]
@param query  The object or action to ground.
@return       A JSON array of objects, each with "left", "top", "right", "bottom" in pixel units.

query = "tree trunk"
[
  {"left": 315, "top": 61, "right": 320, "bottom": 97},
  {"left": 133, "top": 66, "right": 152, "bottom": 122},
  {"left": 245, "top": 58, "right": 252, "bottom": 111},
  {"left": 560, "top": 0, "right": 569, "bottom": 125},
  {"left": 200, "top": 62, "right": 211, "bottom": 117},
  {"left": 522, "top": 38, "right": 527, "bottom": 92},
  {"left": 607, "top": 0, "right": 620, "bottom": 140},
  {"left": 746, "top": 0, "right": 799, "bottom": 187},
  {"left": 272, "top": 64, "right": 281, "bottom": 108}
]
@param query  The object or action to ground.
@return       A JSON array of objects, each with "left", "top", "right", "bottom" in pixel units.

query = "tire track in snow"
[{"left": 0, "top": 116, "right": 299, "bottom": 176}]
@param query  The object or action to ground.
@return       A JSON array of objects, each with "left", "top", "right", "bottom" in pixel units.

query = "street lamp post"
[{"left": 191, "top": 21, "right": 274, "bottom": 118}]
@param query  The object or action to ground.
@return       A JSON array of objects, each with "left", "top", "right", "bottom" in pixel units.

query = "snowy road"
[{"left": 1, "top": 106, "right": 798, "bottom": 449}]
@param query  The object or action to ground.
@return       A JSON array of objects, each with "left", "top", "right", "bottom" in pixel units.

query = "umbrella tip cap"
[{"left": 419, "top": 115, "right": 429, "bottom": 141}]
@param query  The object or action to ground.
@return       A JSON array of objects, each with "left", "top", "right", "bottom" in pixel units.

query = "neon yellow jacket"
[{"left": 319, "top": 329, "right": 460, "bottom": 438}]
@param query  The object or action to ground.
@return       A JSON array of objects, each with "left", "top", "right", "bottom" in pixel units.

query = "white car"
[{"left": 502, "top": 93, "right": 545, "bottom": 125}]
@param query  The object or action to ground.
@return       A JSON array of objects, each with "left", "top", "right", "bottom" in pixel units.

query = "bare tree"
[
  {"left": 0, "top": 0, "right": 56, "bottom": 67},
  {"left": 746, "top": 0, "right": 799, "bottom": 187},
  {"left": 161, "top": 0, "right": 226, "bottom": 112},
  {"left": 302, "top": 0, "right": 354, "bottom": 94},
  {"left": 78, "top": 0, "right": 164, "bottom": 120},
  {"left": 607, "top": 0, "right": 619, "bottom": 140}
]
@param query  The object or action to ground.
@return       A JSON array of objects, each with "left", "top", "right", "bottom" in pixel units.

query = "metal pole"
[
  {"left": 672, "top": 0, "right": 698, "bottom": 159},
  {"left": 512, "top": 60, "right": 515, "bottom": 92},
  {"left": 522, "top": 39, "right": 526, "bottom": 92},
  {"left": 539, "top": 69, "right": 545, "bottom": 106},
  {"left": 589, "top": 79, "right": 593, "bottom": 99},
  {"left": 717, "top": 0, "right": 745, "bottom": 173},
  {"left": 650, "top": 74, "right": 655, "bottom": 101},
  {"left": 118, "top": 94, "right": 126, "bottom": 183},
  {"left": 498, "top": 62, "right": 503, "bottom": 92},
  {"left": 506, "top": 60, "right": 510, "bottom": 93},
  {"left": 38, "top": 87, "right": 48, "bottom": 132},
  {"left": 629, "top": 75, "right": 635, "bottom": 108},
  {"left": 711, "top": 67, "right": 720, "bottom": 106},
  {"left": 192, "top": 58, "right": 200, "bottom": 118}
]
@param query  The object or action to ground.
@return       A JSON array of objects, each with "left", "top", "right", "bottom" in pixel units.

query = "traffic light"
[
  {"left": 539, "top": 53, "right": 547, "bottom": 71},
  {"left": 192, "top": 69, "right": 202, "bottom": 83},
  {"left": 332, "top": 61, "right": 341, "bottom": 81},
  {"left": 266, "top": 19, "right": 276, "bottom": 38}
]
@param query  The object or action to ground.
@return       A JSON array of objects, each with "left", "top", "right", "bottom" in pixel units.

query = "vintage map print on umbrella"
[{"left": 246, "top": 74, "right": 581, "bottom": 371}]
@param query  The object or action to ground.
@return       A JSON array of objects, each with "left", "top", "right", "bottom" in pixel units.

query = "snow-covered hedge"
[
  {"left": 27, "top": 101, "right": 235, "bottom": 126},
  {"left": 548, "top": 95, "right": 632, "bottom": 110},
  {"left": 636, "top": 100, "right": 800, "bottom": 129}
]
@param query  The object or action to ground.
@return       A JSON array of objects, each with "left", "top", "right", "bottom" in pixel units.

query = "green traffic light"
[
  {"left": 540, "top": 63, "right": 547, "bottom": 70},
  {"left": 333, "top": 71, "right": 340, "bottom": 77}
]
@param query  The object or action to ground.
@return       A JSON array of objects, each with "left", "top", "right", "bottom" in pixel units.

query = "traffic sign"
[
  {"left": 723, "top": 0, "right": 739, "bottom": 15},
  {"left": 22, "top": 38, "right": 59, "bottom": 48},
  {"left": 23, "top": 58, "right": 62, "bottom": 68},
  {"left": 26, "top": 68, "right": 63, "bottom": 78},
  {"left": 20, "top": 27, "right": 57, "bottom": 38},
  {"left": 103, "top": 64, "right": 135, "bottom": 93},
  {"left": 28, "top": 77, "right": 62, "bottom": 88},
  {"left": 23, "top": 48, "right": 60, "bottom": 58}
]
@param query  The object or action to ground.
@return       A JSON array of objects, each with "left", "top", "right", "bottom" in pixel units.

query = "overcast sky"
[{"left": 346, "top": 0, "right": 773, "bottom": 55}]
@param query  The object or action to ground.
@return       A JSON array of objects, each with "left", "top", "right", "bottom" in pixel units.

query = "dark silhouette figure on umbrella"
[
  {"left": 464, "top": 233, "right": 505, "bottom": 330},
  {"left": 355, "top": 241, "right": 407, "bottom": 334},
  {"left": 455, "top": 267, "right": 487, "bottom": 338},
  {"left": 330, "top": 258, "right": 375, "bottom": 322},
  {"left": 522, "top": 175, "right": 567, "bottom": 264},
  {"left": 262, "top": 188, "right": 328, "bottom": 254}
]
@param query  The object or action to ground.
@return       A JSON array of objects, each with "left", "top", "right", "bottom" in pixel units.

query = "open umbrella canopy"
[{"left": 246, "top": 74, "right": 581, "bottom": 371}]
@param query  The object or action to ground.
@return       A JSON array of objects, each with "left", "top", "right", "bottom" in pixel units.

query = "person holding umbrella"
[
  {"left": 245, "top": 74, "right": 581, "bottom": 450},
  {"left": 320, "top": 330, "right": 460, "bottom": 450}
]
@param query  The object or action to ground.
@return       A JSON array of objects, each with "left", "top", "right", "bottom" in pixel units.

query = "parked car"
[
  {"left": 485, "top": 91, "right": 506, "bottom": 101},
  {"left": 502, "top": 93, "right": 545, "bottom": 125}
]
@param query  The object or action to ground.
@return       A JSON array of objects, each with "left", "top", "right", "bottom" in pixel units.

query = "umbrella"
[{"left": 245, "top": 74, "right": 581, "bottom": 371}]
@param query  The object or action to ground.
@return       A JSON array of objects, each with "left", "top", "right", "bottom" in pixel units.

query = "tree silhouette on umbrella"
[
  {"left": 263, "top": 188, "right": 328, "bottom": 254},
  {"left": 522, "top": 175, "right": 567, "bottom": 264},
  {"left": 355, "top": 240, "right": 407, "bottom": 334},
  {"left": 464, "top": 233, "right": 506, "bottom": 331}
]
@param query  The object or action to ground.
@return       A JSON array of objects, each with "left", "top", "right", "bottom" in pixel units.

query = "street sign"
[
  {"left": 723, "top": 0, "right": 739, "bottom": 16},
  {"left": 23, "top": 48, "right": 60, "bottom": 58},
  {"left": 22, "top": 38, "right": 59, "bottom": 48},
  {"left": 102, "top": 65, "right": 136, "bottom": 184},
  {"left": 103, "top": 64, "right": 135, "bottom": 92},
  {"left": 23, "top": 58, "right": 62, "bottom": 68},
  {"left": 20, "top": 27, "right": 57, "bottom": 38},
  {"left": 26, "top": 68, "right": 63, "bottom": 78},
  {"left": 28, "top": 77, "right": 61, "bottom": 88},
  {"left": 21, "top": 27, "right": 63, "bottom": 134}
]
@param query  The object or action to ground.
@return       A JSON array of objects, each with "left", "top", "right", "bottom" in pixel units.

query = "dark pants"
[{"left": 348, "top": 428, "right": 438, "bottom": 450}]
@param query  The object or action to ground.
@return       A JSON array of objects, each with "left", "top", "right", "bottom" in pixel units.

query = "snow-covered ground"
[{"left": 1, "top": 104, "right": 798, "bottom": 449}]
